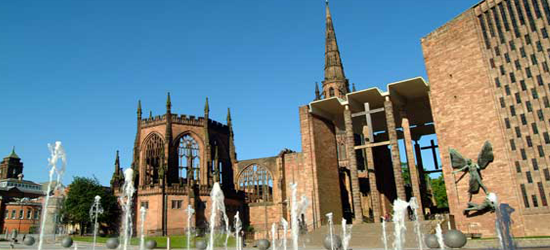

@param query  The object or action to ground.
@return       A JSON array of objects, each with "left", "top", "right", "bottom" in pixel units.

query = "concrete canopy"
[{"left": 308, "top": 77, "right": 433, "bottom": 136}]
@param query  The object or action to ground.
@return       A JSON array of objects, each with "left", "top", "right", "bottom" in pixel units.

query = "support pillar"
[
  {"left": 400, "top": 110, "right": 424, "bottom": 220},
  {"left": 362, "top": 125, "right": 381, "bottom": 223},
  {"left": 384, "top": 96, "right": 406, "bottom": 201},
  {"left": 343, "top": 105, "right": 363, "bottom": 223}
]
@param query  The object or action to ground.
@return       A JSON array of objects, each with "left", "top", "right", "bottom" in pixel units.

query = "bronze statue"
[{"left": 450, "top": 141, "right": 495, "bottom": 215}]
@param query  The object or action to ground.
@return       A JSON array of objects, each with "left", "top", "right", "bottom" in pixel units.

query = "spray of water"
[
  {"left": 271, "top": 223, "right": 278, "bottom": 250},
  {"left": 341, "top": 218, "right": 352, "bottom": 250},
  {"left": 38, "top": 141, "right": 66, "bottom": 250},
  {"left": 326, "top": 213, "right": 334, "bottom": 250},
  {"left": 381, "top": 219, "right": 388, "bottom": 250},
  {"left": 290, "top": 183, "right": 309, "bottom": 250},
  {"left": 139, "top": 206, "right": 147, "bottom": 250},
  {"left": 208, "top": 183, "right": 227, "bottom": 250},
  {"left": 492, "top": 193, "right": 516, "bottom": 250},
  {"left": 435, "top": 223, "right": 445, "bottom": 250},
  {"left": 187, "top": 205, "right": 195, "bottom": 250},
  {"left": 392, "top": 198, "right": 409, "bottom": 250},
  {"left": 234, "top": 212, "right": 242, "bottom": 250},
  {"left": 281, "top": 218, "right": 288, "bottom": 250},
  {"left": 90, "top": 195, "right": 104, "bottom": 250},
  {"left": 120, "top": 168, "right": 136, "bottom": 250},
  {"left": 409, "top": 197, "right": 424, "bottom": 250}
]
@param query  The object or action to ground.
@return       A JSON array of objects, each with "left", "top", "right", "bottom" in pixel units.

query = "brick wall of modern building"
[{"left": 422, "top": 0, "right": 550, "bottom": 237}]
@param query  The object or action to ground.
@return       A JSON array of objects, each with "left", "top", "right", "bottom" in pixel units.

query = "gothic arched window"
[
  {"left": 145, "top": 133, "right": 164, "bottom": 185},
  {"left": 178, "top": 134, "right": 200, "bottom": 182},
  {"left": 329, "top": 87, "right": 335, "bottom": 97},
  {"left": 238, "top": 164, "right": 273, "bottom": 203}
]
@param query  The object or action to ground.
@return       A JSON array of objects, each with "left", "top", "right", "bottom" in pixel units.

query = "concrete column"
[
  {"left": 401, "top": 110, "right": 424, "bottom": 220},
  {"left": 362, "top": 125, "right": 381, "bottom": 223},
  {"left": 384, "top": 96, "right": 406, "bottom": 201},
  {"left": 343, "top": 105, "right": 363, "bottom": 223}
]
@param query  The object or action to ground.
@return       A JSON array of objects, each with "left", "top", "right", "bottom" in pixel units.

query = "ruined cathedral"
[{"left": 111, "top": 1, "right": 440, "bottom": 237}]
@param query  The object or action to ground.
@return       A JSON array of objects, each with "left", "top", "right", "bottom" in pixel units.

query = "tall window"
[
  {"left": 145, "top": 133, "right": 164, "bottom": 185},
  {"left": 27, "top": 210, "right": 31, "bottom": 219},
  {"left": 11, "top": 210, "right": 15, "bottom": 219},
  {"left": 178, "top": 135, "right": 200, "bottom": 182},
  {"left": 329, "top": 87, "right": 335, "bottom": 97},
  {"left": 238, "top": 164, "right": 273, "bottom": 203}
]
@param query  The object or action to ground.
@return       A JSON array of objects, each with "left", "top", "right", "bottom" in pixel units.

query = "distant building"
[{"left": 0, "top": 148, "right": 45, "bottom": 234}]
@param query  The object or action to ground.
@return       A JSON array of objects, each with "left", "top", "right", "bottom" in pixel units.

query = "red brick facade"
[{"left": 422, "top": 0, "right": 550, "bottom": 237}]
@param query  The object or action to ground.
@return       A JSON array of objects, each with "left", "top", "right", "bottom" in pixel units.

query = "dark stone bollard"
[
  {"left": 444, "top": 230, "right": 467, "bottom": 248},
  {"left": 61, "top": 237, "right": 74, "bottom": 248},
  {"left": 106, "top": 238, "right": 120, "bottom": 249},
  {"left": 145, "top": 240, "right": 157, "bottom": 249},
  {"left": 195, "top": 239, "right": 207, "bottom": 250},
  {"left": 425, "top": 234, "right": 439, "bottom": 249},
  {"left": 323, "top": 234, "right": 342, "bottom": 250},
  {"left": 257, "top": 239, "right": 271, "bottom": 250},
  {"left": 23, "top": 236, "right": 36, "bottom": 246}
]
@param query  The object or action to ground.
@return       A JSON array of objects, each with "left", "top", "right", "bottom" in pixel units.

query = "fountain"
[
  {"left": 281, "top": 218, "right": 288, "bottom": 250},
  {"left": 139, "top": 206, "right": 147, "bottom": 250},
  {"left": 341, "top": 218, "right": 352, "bottom": 250},
  {"left": 120, "top": 168, "right": 136, "bottom": 250},
  {"left": 208, "top": 182, "right": 228, "bottom": 250},
  {"left": 38, "top": 141, "right": 66, "bottom": 250},
  {"left": 223, "top": 212, "right": 230, "bottom": 250},
  {"left": 435, "top": 223, "right": 445, "bottom": 250},
  {"left": 392, "top": 198, "right": 409, "bottom": 250},
  {"left": 381, "top": 219, "right": 388, "bottom": 250},
  {"left": 271, "top": 223, "right": 278, "bottom": 250},
  {"left": 290, "top": 183, "right": 309, "bottom": 250},
  {"left": 326, "top": 213, "right": 335, "bottom": 250},
  {"left": 187, "top": 205, "right": 195, "bottom": 250},
  {"left": 410, "top": 197, "right": 424, "bottom": 250},
  {"left": 234, "top": 211, "right": 242, "bottom": 250},
  {"left": 493, "top": 194, "right": 516, "bottom": 250},
  {"left": 89, "top": 195, "right": 104, "bottom": 250}
]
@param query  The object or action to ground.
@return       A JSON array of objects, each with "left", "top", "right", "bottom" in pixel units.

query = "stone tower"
[
  {"left": 322, "top": 0, "right": 349, "bottom": 99},
  {"left": 0, "top": 147, "right": 23, "bottom": 179}
]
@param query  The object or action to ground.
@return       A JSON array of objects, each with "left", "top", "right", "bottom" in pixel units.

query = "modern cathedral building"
[
  {"left": 422, "top": 0, "right": 550, "bottom": 237},
  {"left": 111, "top": 0, "right": 550, "bottom": 238}
]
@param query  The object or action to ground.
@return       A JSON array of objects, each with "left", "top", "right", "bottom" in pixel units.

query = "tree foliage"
[
  {"left": 60, "top": 176, "right": 120, "bottom": 235},
  {"left": 430, "top": 175, "right": 448, "bottom": 208}
]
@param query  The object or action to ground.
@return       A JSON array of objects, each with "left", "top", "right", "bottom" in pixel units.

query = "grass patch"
[{"left": 72, "top": 235, "right": 236, "bottom": 248}]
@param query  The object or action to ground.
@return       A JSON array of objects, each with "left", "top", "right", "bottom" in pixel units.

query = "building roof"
[
  {"left": 309, "top": 77, "right": 433, "bottom": 133},
  {"left": 7, "top": 147, "right": 20, "bottom": 159}
]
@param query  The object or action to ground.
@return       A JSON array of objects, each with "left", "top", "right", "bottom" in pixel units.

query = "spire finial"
[
  {"left": 166, "top": 92, "right": 171, "bottom": 110},
  {"left": 352, "top": 83, "right": 356, "bottom": 92},
  {"left": 149, "top": 111, "right": 153, "bottom": 119},
  {"left": 315, "top": 82, "right": 321, "bottom": 100},
  {"left": 137, "top": 100, "right": 142, "bottom": 118},
  {"left": 115, "top": 150, "right": 120, "bottom": 166},
  {"left": 205, "top": 97, "right": 210, "bottom": 114},
  {"left": 9, "top": 146, "right": 19, "bottom": 159},
  {"left": 227, "top": 107, "right": 232, "bottom": 123}
]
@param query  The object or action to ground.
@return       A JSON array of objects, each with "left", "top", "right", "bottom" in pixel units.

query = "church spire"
[
  {"left": 315, "top": 82, "right": 321, "bottom": 101},
  {"left": 166, "top": 92, "right": 171, "bottom": 112},
  {"left": 137, "top": 100, "right": 142, "bottom": 120},
  {"left": 322, "top": 0, "right": 349, "bottom": 99}
]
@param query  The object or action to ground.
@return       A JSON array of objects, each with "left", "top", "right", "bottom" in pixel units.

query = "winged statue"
[{"left": 449, "top": 141, "right": 495, "bottom": 215}]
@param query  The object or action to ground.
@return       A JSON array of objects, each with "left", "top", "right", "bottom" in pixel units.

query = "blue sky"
[{"left": 0, "top": 0, "right": 478, "bottom": 185}]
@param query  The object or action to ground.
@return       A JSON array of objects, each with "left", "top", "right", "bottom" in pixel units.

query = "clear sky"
[{"left": 0, "top": 0, "right": 479, "bottom": 186}]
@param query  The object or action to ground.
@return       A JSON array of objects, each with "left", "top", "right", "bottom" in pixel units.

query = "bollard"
[{"left": 167, "top": 236, "right": 171, "bottom": 250}]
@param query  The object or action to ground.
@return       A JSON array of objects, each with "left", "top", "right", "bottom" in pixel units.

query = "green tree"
[
  {"left": 430, "top": 175, "right": 448, "bottom": 208},
  {"left": 61, "top": 176, "right": 120, "bottom": 235}
]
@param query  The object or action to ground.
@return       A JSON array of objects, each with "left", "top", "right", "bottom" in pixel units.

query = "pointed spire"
[
  {"left": 323, "top": 0, "right": 348, "bottom": 98},
  {"left": 115, "top": 150, "right": 120, "bottom": 167},
  {"left": 227, "top": 108, "right": 232, "bottom": 125},
  {"left": 8, "top": 146, "right": 19, "bottom": 159},
  {"left": 204, "top": 97, "right": 210, "bottom": 114},
  {"left": 315, "top": 82, "right": 321, "bottom": 101},
  {"left": 352, "top": 83, "right": 356, "bottom": 92},
  {"left": 166, "top": 92, "right": 171, "bottom": 111},
  {"left": 137, "top": 100, "right": 142, "bottom": 119}
]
